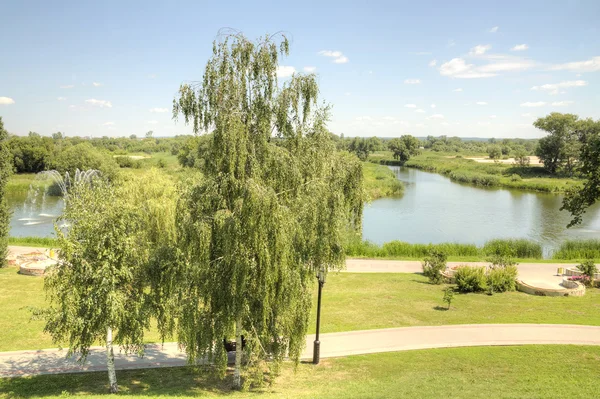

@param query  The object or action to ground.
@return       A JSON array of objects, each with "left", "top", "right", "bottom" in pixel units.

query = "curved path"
[{"left": 2, "top": 324, "right": 600, "bottom": 378}]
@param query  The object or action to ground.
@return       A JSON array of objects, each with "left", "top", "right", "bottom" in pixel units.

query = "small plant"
[
  {"left": 443, "top": 287, "right": 455, "bottom": 310},
  {"left": 422, "top": 249, "right": 448, "bottom": 284},
  {"left": 577, "top": 259, "right": 598, "bottom": 287},
  {"left": 157, "top": 158, "right": 167, "bottom": 168},
  {"left": 510, "top": 173, "right": 522, "bottom": 182}
]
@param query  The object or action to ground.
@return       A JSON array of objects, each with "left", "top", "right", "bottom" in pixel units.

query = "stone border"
[
  {"left": 565, "top": 267, "right": 600, "bottom": 280},
  {"left": 516, "top": 279, "right": 585, "bottom": 297}
]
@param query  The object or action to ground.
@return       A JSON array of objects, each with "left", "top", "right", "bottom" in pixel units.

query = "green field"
[
  {"left": 2, "top": 268, "right": 599, "bottom": 352},
  {"left": 362, "top": 161, "right": 404, "bottom": 199},
  {"left": 1, "top": 346, "right": 599, "bottom": 398}
]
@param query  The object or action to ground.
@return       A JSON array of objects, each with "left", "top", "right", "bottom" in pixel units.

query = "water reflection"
[{"left": 362, "top": 166, "right": 600, "bottom": 254}]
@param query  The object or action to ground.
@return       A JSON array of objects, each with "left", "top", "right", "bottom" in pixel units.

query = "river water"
[
  {"left": 7, "top": 166, "right": 600, "bottom": 255},
  {"left": 362, "top": 166, "right": 600, "bottom": 255}
]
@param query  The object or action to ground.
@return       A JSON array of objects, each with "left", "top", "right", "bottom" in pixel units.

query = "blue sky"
[{"left": 1, "top": 0, "right": 599, "bottom": 139}]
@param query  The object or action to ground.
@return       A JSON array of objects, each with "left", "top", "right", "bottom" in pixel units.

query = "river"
[
  {"left": 7, "top": 166, "right": 600, "bottom": 255},
  {"left": 362, "top": 166, "right": 600, "bottom": 255}
]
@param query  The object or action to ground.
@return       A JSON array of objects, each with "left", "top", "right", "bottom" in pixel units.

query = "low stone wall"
[{"left": 516, "top": 279, "right": 586, "bottom": 297}]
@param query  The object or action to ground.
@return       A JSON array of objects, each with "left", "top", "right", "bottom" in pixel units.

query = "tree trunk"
[
  {"left": 106, "top": 327, "right": 118, "bottom": 394},
  {"left": 232, "top": 317, "right": 243, "bottom": 390}
]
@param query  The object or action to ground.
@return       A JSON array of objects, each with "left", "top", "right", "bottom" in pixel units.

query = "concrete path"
[
  {"left": 346, "top": 259, "right": 577, "bottom": 290},
  {"left": 1, "top": 324, "right": 599, "bottom": 378}
]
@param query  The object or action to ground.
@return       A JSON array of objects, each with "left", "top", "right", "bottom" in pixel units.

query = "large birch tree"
[{"left": 165, "top": 31, "right": 364, "bottom": 389}]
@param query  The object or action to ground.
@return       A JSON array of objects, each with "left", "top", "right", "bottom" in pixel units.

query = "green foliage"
[
  {"left": 487, "top": 145, "right": 502, "bottom": 161},
  {"left": 348, "top": 137, "right": 372, "bottom": 161},
  {"left": 487, "top": 265, "right": 518, "bottom": 293},
  {"left": 534, "top": 113, "right": 581, "bottom": 176},
  {"left": 454, "top": 266, "right": 488, "bottom": 293},
  {"left": 513, "top": 146, "right": 530, "bottom": 168},
  {"left": 576, "top": 259, "right": 598, "bottom": 287},
  {"left": 552, "top": 239, "right": 600, "bottom": 260},
  {"left": 443, "top": 287, "right": 455, "bottom": 309},
  {"left": 510, "top": 173, "right": 522, "bottom": 182},
  {"left": 168, "top": 31, "right": 364, "bottom": 388},
  {"left": 345, "top": 239, "right": 479, "bottom": 258},
  {"left": 388, "top": 135, "right": 420, "bottom": 164},
  {"left": 8, "top": 236, "right": 57, "bottom": 247},
  {"left": 8, "top": 134, "right": 54, "bottom": 173},
  {"left": 421, "top": 249, "right": 447, "bottom": 284},
  {"left": 561, "top": 117, "right": 600, "bottom": 227},
  {"left": 50, "top": 142, "right": 119, "bottom": 179},
  {"left": 362, "top": 162, "right": 403, "bottom": 199},
  {"left": 483, "top": 239, "right": 542, "bottom": 259},
  {"left": 0, "top": 117, "right": 12, "bottom": 267}
]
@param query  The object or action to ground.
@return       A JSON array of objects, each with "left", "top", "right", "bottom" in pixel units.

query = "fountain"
[{"left": 12, "top": 169, "right": 100, "bottom": 275}]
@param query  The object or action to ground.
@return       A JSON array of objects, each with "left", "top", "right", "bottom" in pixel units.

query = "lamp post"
[{"left": 313, "top": 265, "right": 326, "bottom": 365}]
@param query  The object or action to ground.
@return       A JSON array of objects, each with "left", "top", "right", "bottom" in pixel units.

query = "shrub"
[
  {"left": 455, "top": 266, "right": 487, "bottom": 293},
  {"left": 510, "top": 173, "right": 522, "bottom": 182},
  {"left": 487, "top": 265, "right": 518, "bottom": 293},
  {"left": 157, "top": 158, "right": 167, "bottom": 168},
  {"left": 422, "top": 249, "right": 447, "bottom": 284},
  {"left": 50, "top": 143, "right": 118, "bottom": 180},
  {"left": 577, "top": 259, "right": 598, "bottom": 287},
  {"left": 115, "top": 156, "right": 134, "bottom": 168}
]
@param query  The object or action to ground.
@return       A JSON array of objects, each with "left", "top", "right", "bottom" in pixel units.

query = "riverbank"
[
  {"left": 362, "top": 161, "right": 404, "bottom": 199},
  {"left": 370, "top": 151, "right": 580, "bottom": 193}
]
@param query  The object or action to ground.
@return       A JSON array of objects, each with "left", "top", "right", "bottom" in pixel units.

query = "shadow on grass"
[
  {"left": 433, "top": 306, "right": 449, "bottom": 311},
  {"left": 0, "top": 366, "right": 242, "bottom": 398}
]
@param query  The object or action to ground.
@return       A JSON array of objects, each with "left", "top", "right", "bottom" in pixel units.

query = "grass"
[
  {"left": 345, "top": 238, "right": 544, "bottom": 260},
  {"left": 371, "top": 150, "right": 581, "bottom": 193},
  {"left": 553, "top": 239, "right": 600, "bottom": 261},
  {"left": 2, "top": 267, "right": 599, "bottom": 353},
  {"left": 5, "top": 174, "right": 49, "bottom": 194},
  {"left": 1, "top": 346, "right": 600, "bottom": 398},
  {"left": 7, "top": 237, "right": 57, "bottom": 248},
  {"left": 362, "top": 161, "right": 404, "bottom": 199}
]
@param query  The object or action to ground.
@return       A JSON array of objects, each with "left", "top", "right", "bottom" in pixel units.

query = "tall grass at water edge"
[
  {"left": 346, "top": 238, "right": 544, "bottom": 260},
  {"left": 552, "top": 240, "right": 600, "bottom": 260},
  {"left": 362, "top": 162, "right": 404, "bottom": 199}
]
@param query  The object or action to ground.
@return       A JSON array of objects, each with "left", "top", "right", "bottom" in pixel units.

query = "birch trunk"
[
  {"left": 106, "top": 327, "right": 118, "bottom": 394},
  {"left": 233, "top": 317, "right": 243, "bottom": 390}
]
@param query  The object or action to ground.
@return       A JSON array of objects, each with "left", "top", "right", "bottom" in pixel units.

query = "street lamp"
[{"left": 313, "top": 265, "right": 327, "bottom": 365}]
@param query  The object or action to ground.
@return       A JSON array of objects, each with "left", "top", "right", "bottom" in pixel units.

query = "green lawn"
[
  {"left": 1, "top": 346, "right": 599, "bottom": 398},
  {"left": 2, "top": 268, "right": 599, "bottom": 352}
]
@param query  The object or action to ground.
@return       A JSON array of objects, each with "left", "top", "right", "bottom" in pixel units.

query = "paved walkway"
[
  {"left": 1, "top": 324, "right": 599, "bottom": 378},
  {"left": 346, "top": 259, "right": 577, "bottom": 289}
]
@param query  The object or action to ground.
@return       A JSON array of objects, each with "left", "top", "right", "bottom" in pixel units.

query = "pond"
[
  {"left": 8, "top": 192, "right": 64, "bottom": 238},
  {"left": 362, "top": 166, "right": 600, "bottom": 255}
]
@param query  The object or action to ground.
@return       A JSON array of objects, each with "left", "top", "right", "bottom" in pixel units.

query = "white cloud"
[
  {"left": 551, "top": 101, "right": 574, "bottom": 106},
  {"left": 0, "top": 97, "right": 15, "bottom": 105},
  {"left": 477, "top": 59, "right": 535, "bottom": 73},
  {"left": 439, "top": 58, "right": 497, "bottom": 78},
  {"left": 148, "top": 74, "right": 157, "bottom": 79},
  {"left": 344, "top": 92, "right": 351, "bottom": 96},
  {"left": 511, "top": 44, "right": 529, "bottom": 51},
  {"left": 57, "top": 97, "right": 67, "bottom": 101},
  {"left": 319, "top": 50, "right": 349, "bottom": 64},
  {"left": 276, "top": 65, "right": 296, "bottom": 78},
  {"left": 489, "top": 26, "right": 499, "bottom": 33},
  {"left": 478, "top": 122, "right": 492, "bottom": 126},
  {"left": 431, "top": 103, "right": 436, "bottom": 108},
  {"left": 415, "top": 123, "right": 426, "bottom": 128},
  {"left": 102, "top": 122, "right": 115, "bottom": 126},
  {"left": 415, "top": 109, "right": 426, "bottom": 113},
  {"left": 147, "top": 120, "right": 159, "bottom": 124},
  {"left": 531, "top": 80, "right": 588, "bottom": 95},
  {"left": 427, "top": 114, "right": 444, "bottom": 119},
  {"left": 476, "top": 101, "right": 488, "bottom": 105},
  {"left": 68, "top": 105, "right": 77, "bottom": 109},
  {"left": 405, "top": 104, "right": 417, "bottom": 108},
  {"left": 470, "top": 44, "right": 492, "bottom": 56},
  {"left": 92, "top": 82, "right": 103, "bottom": 87},
  {"left": 404, "top": 79, "right": 421, "bottom": 84},
  {"left": 85, "top": 99, "right": 112, "bottom": 108},
  {"left": 60, "top": 85, "right": 74, "bottom": 89},
  {"left": 521, "top": 101, "right": 546, "bottom": 107},
  {"left": 489, "top": 115, "right": 497, "bottom": 119},
  {"left": 303, "top": 66, "right": 316, "bottom": 73},
  {"left": 453, "top": 88, "right": 463, "bottom": 92},
  {"left": 415, "top": 52, "right": 432, "bottom": 55},
  {"left": 355, "top": 116, "right": 373, "bottom": 122},
  {"left": 383, "top": 116, "right": 396, "bottom": 121},
  {"left": 447, "top": 39, "right": 456, "bottom": 47},
  {"left": 549, "top": 56, "right": 600, "bottom": 72},
  {"left": 521, "top": 113, "right": 532, "bottom": 117},
  {"left": 429, "top": 59, "right": 437, "bottom": 67},
  {"left": 150, "top": 107, "right": 169, "bottom": 113},
  {"left": 440, "top": 122, "right": 450, "bottom": 127}
]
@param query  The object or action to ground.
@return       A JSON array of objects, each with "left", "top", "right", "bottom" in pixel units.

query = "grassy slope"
[
  {"left": 1, "top": 346, "right": 600, "bottom": 398},
  {"left": 2, "top": 268, "right": 599, "bottom": 352},
  {"left": 362, "top": 161, "right": 404, "bottom": 199},
  {"left": 371, "top": 150, "right": 580, "bottom": 193}
]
